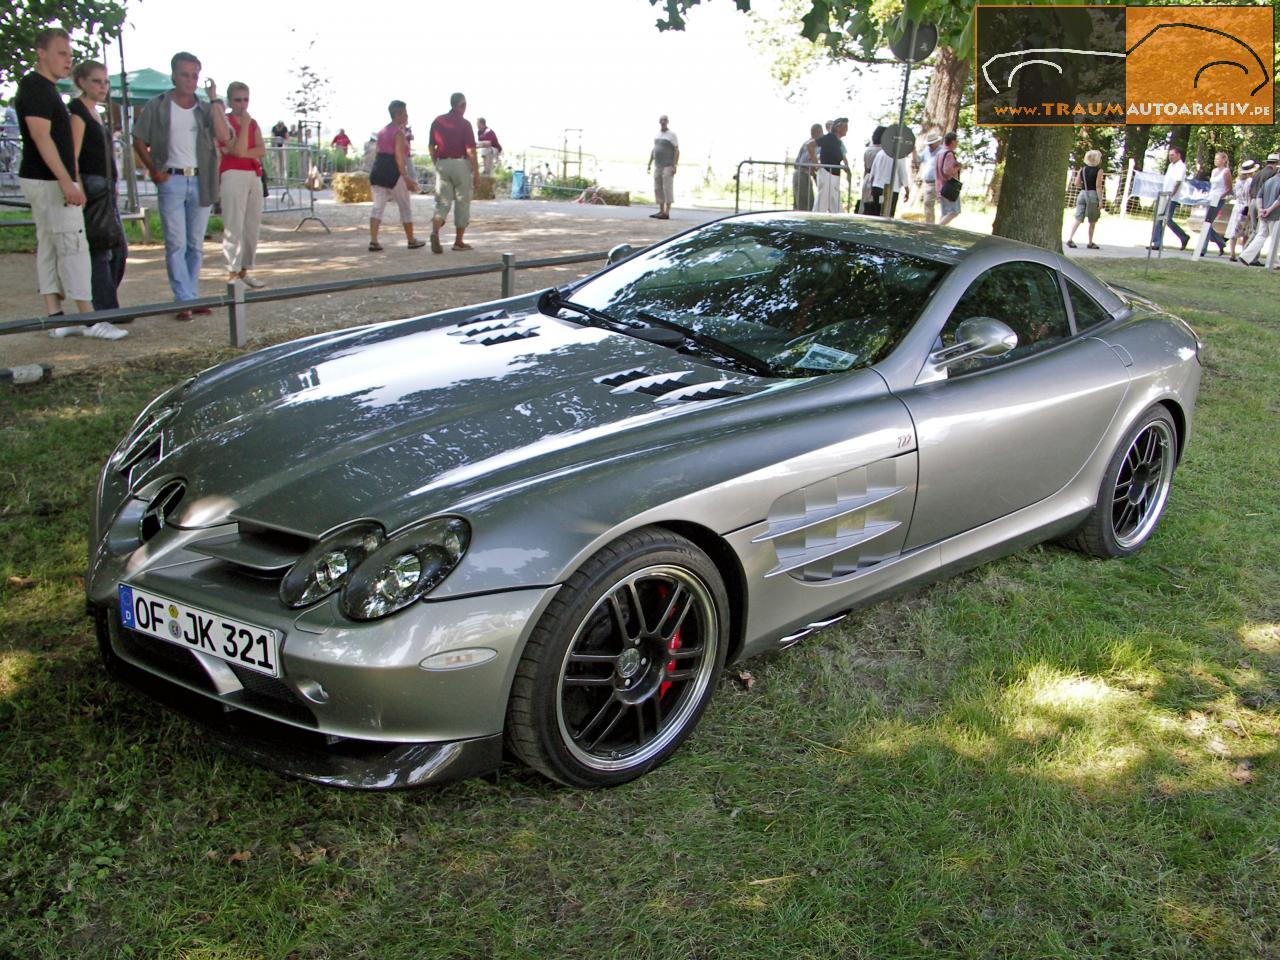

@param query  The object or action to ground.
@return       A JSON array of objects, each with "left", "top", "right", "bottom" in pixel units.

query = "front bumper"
[
  {"left": 96, "top": 607, "right": 502, "bottom": 788},
  {"left": 90, "top": 570, "right": 559, "bottom": 788}
]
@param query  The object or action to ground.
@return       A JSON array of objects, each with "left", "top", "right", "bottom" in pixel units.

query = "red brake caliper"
[{"left": 658, "top": 585, "right": 681, "bottom": 699}]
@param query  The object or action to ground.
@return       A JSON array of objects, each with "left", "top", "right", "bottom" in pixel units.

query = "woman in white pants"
[{"left": 218, "top": 82, "right": 266, "bottom": 287}]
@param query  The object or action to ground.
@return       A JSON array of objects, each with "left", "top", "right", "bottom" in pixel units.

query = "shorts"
[
  {"left": 19, "top": 177, "right": 92, "bottom": 302},
  {"left": 1075, "top": 189, "right": 1100, "bottom": 223},
  {"left": 371, "top": 179, "right": 412, "bottom": 223},
  {"left": 653, "top": 164, "right": 675, "bottom": 205}
]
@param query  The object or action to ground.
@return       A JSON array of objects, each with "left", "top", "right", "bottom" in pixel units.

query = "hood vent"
[
  {"left": 595, "top": 368, "right": 741, "bottom": 403},
  {"left": 450, "top": 311, "right": 540, "bottom": 346}
]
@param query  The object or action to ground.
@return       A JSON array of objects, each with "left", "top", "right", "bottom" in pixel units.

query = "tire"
[
  {"left": 1065, "top": 405, "right": 1178, "bottom": 558},
  {"left": 505, "top": 528, "right": 729, "bottom": 787}
]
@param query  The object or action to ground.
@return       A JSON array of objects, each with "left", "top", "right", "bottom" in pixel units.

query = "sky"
[{"left": 90, "top": 0, "right": 902, "bottom": 181}]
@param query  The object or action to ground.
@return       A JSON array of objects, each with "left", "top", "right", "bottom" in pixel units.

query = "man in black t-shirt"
[
  {"left": 16, "top": 27, "right": 97, "bottom": 327},
  {"left": 813, "top": 118, "right": 849, "bottom": 213}
]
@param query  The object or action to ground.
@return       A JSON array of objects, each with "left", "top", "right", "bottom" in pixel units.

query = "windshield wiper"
[
  {"left": 540, "top": 289, "right": 684, "bottom": 346},
  {"left": 636, "top": 311, "right": 777, "bottom": 377}
]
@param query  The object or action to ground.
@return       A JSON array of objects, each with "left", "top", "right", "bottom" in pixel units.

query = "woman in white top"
[
  {"left": 1197, "top": 152, "right": 1231, "bottom": 256},
  {"left": 1225, "top": 159, "right": 1257, "bottom": 262}
]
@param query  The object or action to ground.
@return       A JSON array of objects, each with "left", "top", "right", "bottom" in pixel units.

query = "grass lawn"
[
  {"left": 0, "top": 209, "right": 219, "bottom": 255},
  {"left": 0, "top": 259, "right": 1276, "bottom": 959}
]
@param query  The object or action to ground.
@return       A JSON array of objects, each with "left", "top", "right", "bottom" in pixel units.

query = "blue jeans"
[
  {"left": 1201, "top": 199, "right": 1226, "bottom": 252},
  {"left": 1151, "top": 199, "right": 1189, "bottom": 249},
  {"left": 157, "top": 174, "right": 211, "bottom": 301},
  {"left": 90, "top": 240, "right": 128, "bottom": 310}
]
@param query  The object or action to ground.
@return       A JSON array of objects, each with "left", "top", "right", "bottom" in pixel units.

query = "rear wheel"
[
  {"left": 1066, "top": 405, "right": 1178, "bottom": 558},
  {"left": 505, "top": 528, "right": 728, "bottom": 787}
]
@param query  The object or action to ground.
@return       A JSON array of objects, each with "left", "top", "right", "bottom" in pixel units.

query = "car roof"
[{"left": 728, "top": 211, "right": 1035, "bottom": 267}]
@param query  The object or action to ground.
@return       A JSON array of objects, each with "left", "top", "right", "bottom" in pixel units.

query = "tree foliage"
[
  {"left": 0, "top": 0, "right": 128, "bottom": 91},
  {"left": 286, "top": 38, "right": 332, "bottom": 122}
]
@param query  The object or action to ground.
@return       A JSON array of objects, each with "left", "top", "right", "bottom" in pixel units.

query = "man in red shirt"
[
  {"left": 428, "top": 92, "right": 480, "bottom": 253},
  {"left": 331, "top": 128, "right": 351, "bottom": 155},
  {"left": 476, "top": 117, "right": 502, "bottom": 176}
]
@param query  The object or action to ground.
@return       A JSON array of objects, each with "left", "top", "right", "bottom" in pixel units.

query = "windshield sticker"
[{"left": 794, "top": 343, "right": 858, "bottom": 371}]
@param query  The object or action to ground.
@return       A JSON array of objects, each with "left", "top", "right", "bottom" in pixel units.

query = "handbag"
[
  {"left": 82, "top": 118, "right": 124, "bottom": 251},
  {"left": 938, "top": 150, "right": 962, "bottom": 202}
]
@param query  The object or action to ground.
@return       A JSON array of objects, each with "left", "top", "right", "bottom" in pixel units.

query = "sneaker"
[
  {"left": 48, "top": 326, "right": 83, "bottom": 338},
  {"left": 85, "top": 321, "right": 129, "bottom": 340},
  {"left": 240, "top": 274, "right": 266, "bottom": 289}
]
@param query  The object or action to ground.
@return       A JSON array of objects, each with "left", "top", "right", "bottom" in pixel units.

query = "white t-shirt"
[
  {"left": 1162, "top": 159, "right": 1186, "bottom": 202},
  {"left": 167, "top": 99, "right": 199, "bottom": 169},
  {"left": 870, "top": 149, "right": 910, "bottom": 191},
  {"left": 1207, "top": 166, "right": 1228, "bottom": 205}
]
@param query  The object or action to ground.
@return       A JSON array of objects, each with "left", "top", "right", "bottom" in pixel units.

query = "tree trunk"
[
  {"left": 922, "top": 46, "right": 970, "bottom": 136},
  {"left": 986, "top": 133, "right": 1007, "bottom": 206},
  {"left": 1123, "top": 124, "right": 1151, "bottom": 171},
  {"left": 1169, "top": 125, "right": 1192, "bottom": 160},
  {"left": 992, "top": 126, "right": 1075, "bottom": 252}
]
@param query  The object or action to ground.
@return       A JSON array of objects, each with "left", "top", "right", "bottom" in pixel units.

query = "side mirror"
[
  {"left": 606, "top": 243, "right": 635, "bottom": 265},
  {"left": 928, "top": 317, "right": 1018, "bottom": 367}
]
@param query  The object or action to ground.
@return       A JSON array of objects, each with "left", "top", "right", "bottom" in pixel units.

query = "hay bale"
[
  {"left": 333, "top": 172, "right": 372, "bottom": 203},
  {"left": 475, "top": 174, "right": 496, "bottom": 200},
  {"left": 600, "top": 189, "right": 630, "bottom": 206}
]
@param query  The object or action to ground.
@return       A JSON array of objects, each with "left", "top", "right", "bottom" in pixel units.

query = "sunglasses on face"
[{"left": 231, "top": 97, "right": 249, "bottom": 102}]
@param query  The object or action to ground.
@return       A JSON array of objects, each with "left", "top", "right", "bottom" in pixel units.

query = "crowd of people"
[
  {"left": 1148, "top": 147, "right": 1280, "bottom": 267},
  {"left": 11, "top": 27, "right": 505, "bottom": 343},
  {"left": 791, "top": 120, "right": 964, "bottom": 224},
  {"left": 12, "top": 25, "right": 1276, "bottom": 350}
]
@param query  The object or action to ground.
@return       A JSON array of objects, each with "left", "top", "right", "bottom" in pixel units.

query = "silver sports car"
[{"left": 88, "top": 214, "right": 1202, "bottom": 789}]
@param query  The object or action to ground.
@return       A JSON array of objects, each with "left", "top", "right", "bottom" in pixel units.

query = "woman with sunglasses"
[
  {"left": 218, "top": 82, "right": 266, "bottom": 287},
  {"left": 68, "top": 60, "right": 129, "bottom": 332}
]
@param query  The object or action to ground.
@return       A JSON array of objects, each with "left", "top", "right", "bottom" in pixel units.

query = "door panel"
[{"left": 900, "top": 337, "right": 1128, "bottom": 549}]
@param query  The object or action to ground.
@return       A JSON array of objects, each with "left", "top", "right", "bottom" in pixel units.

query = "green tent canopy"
[{"left": 55, "top": 67, "right": 205, "bottom": 105}]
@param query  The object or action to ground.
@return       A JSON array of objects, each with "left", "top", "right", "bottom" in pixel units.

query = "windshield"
[{"left": 571, "top": 221, "right": 949, "bottom": 376}]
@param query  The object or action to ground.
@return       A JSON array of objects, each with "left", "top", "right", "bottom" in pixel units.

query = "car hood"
[{"left": 158, "top": 308, "right": 769, "bottom": 537}]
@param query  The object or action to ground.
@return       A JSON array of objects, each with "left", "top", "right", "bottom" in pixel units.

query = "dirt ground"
[{"left": 0, "top": 197, "right": 715, "bottom": 378}]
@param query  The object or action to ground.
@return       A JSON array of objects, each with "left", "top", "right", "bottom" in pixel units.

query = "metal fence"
[
  {"left": 733, "top": 160, "right": 856, "bottom": 214},
  {"left": 1, "top": 249, "right": 616, "bottom": 350}
]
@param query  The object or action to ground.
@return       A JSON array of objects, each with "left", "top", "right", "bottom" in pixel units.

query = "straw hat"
[
  {"left": 1240, "top": 159, "right": 1259, "bottom": 173},
  {"left": 924, "top": 131, "right": 943, "bottom": 146}
]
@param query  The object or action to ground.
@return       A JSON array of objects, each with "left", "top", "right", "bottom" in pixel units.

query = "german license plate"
[{"left": 118, "top": 584, "right": 280, "bottom": 677}]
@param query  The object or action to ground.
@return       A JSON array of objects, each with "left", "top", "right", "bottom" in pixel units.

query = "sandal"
[
  {"left": 407, "top": 239, "right": 426, "bottom": 249},
  {"left": 452, "top": 242, "right": 473, "bottom": 251},
  {"left": 430, "top": 233, "right": 443, "bottom": 254},
  {"left": 1066, "top": 240, "right": 1077, "bottom": 248},
  {"left": 368, "top": 241, "right": 383, "bottom": 252},
  {"left": 1087, "top": 243, "right": 1100, "bottom": 250}
]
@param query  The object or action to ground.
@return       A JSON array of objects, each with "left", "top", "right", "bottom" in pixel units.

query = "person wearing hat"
[
  {"left": 1225, "top": 159, "right": 1258, "bottom": 262},
  {"left": 1239, "top": 154, "right": 1280, "bottom": 268},
  {"left": 917, "top": 131, "right": 943, "bottom": 224},
  {"left": 1067, "top": 149, "right": 1105, "bottom": 250}
]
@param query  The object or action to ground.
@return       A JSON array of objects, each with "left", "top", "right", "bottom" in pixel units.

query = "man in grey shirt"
[
  {"left": 647, "top": 114, "right": 679, "bottom": 220},
  {"left": 133, "top": 51, "right": 230, "bottom": 317},
  {"left": 1240, "top": 159, "right": 1280, "bottom": 267}
]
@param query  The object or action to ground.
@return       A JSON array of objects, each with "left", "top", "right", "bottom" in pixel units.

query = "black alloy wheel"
[{"left": 505, "top": 528, "right": 728, "bottom": 787}]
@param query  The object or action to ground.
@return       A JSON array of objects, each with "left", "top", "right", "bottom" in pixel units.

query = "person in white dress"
[{"left": 1225, "top": 159, "right": 1257, "bottom": 262}]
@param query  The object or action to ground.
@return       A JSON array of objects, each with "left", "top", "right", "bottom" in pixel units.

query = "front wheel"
[
  {"left": 505, "top": 528, "right": 728, "bottom": 787},
  {"left": 1066, "top": 405, "right": 1178, "bottom": 558}
]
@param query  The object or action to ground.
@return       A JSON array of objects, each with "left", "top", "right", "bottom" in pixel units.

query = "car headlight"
[
  {"left": 340, "top": 517, "right": 470, "bottom": 621},
  {"left": 280, "top": 522, "right": 384, "bottom": 608}
]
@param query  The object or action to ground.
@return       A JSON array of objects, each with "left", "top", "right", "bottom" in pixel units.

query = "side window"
[
  {"left": 940, "top": 262, "right": 1072, "bottom": 373},
  {"left": 1066, "top": 278, "right": 1113, "bottom": 331}
]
